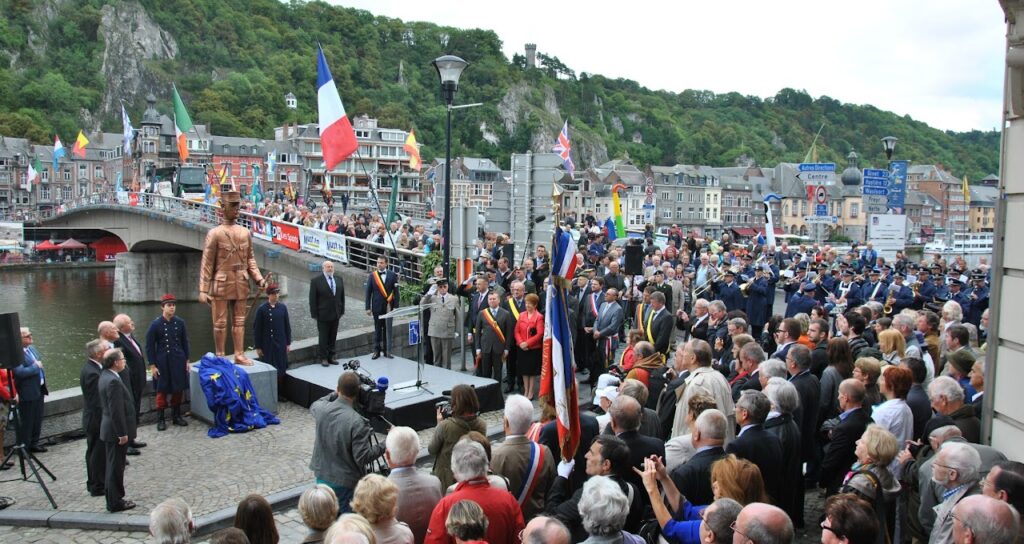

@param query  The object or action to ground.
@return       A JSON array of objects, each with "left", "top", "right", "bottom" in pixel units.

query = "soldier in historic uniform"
[
  {"left": 253, "top": 284, "right": 291, "bottom": 401},
  {"left": 145, "top": 294, "right": 191, "bottom": 431},
  {"left": 198, "top": 186, "right": 266, "bottom": 366}
]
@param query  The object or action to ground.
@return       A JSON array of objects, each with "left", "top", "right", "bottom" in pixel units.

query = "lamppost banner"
[{"left": 888, "top": 160, "right": 909, "bottom": 213}]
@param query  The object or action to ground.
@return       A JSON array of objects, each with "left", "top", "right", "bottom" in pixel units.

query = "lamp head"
[
  {"left": 433, "top": 55, "right": 468, "bottom": 104},
  {"left": 881, "top": 136, "right": 898, "bottom": 160}
]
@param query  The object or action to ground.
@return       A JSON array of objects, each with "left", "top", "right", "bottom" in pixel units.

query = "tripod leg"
[{"left": 20, "top": 449, "right": 58, "bottom": 509}]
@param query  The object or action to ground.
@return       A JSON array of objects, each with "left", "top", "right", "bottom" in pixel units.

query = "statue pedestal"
[{"left": 189, "top": 359, "right": 279, "bottom": 425}]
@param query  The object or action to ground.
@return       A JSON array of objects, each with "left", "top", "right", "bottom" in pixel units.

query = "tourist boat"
[{"left": 924, "top": 232, "right": 994, "bottom": 254}]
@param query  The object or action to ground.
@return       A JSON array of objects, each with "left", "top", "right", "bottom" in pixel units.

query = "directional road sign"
[
  {"left": 804, "top": 215, "right": 838, "bottom": 224},
  {"left": 862, "top": 187, "right": 889, "bottom": 196}
]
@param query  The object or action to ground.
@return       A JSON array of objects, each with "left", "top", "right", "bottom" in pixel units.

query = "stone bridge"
[{"left": 38, "top": 193, "right": 428, "bottom": 302}]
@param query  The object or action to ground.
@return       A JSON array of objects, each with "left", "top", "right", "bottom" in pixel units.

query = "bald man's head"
[
  {"left": 522, "top": 516, "right": 570, "bottom": 544},
  {"left": 733, "top": 503, "right": 793, "bottom": 544},
  {"left": 952, "top": 494, "right": 1020, "bottom": 544}
]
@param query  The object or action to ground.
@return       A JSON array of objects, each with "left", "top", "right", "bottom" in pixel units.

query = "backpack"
[{"left": 646, "top": 366, "right": 671, "bottom": 411}]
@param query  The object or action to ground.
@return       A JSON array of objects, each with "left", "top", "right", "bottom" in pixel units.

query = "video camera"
[{"left": 343, "top": 360, "right": 387, "bottom": 418}]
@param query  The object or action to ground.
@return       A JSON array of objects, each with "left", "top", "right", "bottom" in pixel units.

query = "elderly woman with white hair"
[
  {"left": 577, "top": 475, "right": 644, "bottom": 544},
  {"left": 298, "top": 484, "right": 339, "bottom": 544},
  {"left": 149, "top": 498, "right": 194, "bottom": 544},
  {"left": 761, "top": 377, "right": 804, "bottom": 530}
]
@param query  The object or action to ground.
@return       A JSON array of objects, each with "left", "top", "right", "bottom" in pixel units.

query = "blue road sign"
[
  {"left": 409, "top": 320, "right": 420, "bottom": 345},
  {"left": 799, "top": 163, "right": 837, "bottom": 172},
  {"left": 862, "top": 187, "right": 889, "bottom": 196},
  {"left": 816, "top": 204, "right": 828, "bottom": 216},
  {"left": 863, "top": 178, "right": 888, "bottom": 188},
  {"left": 888, "top": 160, "right": 908, "bottom": 212},
  {"left": 863, "top": 169, "right": 889, "bottom": 179}
]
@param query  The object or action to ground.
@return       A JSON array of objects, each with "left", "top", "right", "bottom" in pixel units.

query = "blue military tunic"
[
  {"left": 253, "top": 301, "right": 292, "bottom": 374},
  {"left": 146, "top": 315, "right": 191, "bottom": 394}
]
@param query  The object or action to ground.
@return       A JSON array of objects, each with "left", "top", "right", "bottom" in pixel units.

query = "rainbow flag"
[{"left": 611, "top": 183, "right": 626, "bottom": 238}]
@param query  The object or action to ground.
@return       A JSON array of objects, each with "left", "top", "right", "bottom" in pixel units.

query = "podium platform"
[
  {"left": 189, "top": 358, "right": 279, "bottom": 425},
  {"left": 285, "top": 354, "right": 501, "bottom": 431}
]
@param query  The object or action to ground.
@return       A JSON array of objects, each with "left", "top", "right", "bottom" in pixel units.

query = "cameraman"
[{"left": 310, "top": 371, "right": 384, "bottom": 512}]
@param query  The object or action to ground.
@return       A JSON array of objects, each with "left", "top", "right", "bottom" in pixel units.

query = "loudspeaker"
[
  {"left": 502, "top": 243, "right": 515, "bottom": 264},
  {"left": 0, "top": 312, "right": 21, "bottom": 370},
  {"left": 624, "top": 245, "right": 644, "bottom": 275}
]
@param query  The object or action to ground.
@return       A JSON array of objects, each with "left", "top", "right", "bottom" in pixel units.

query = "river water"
[{"left": 1, "top": 266, "right": 370, "bottom": 391}]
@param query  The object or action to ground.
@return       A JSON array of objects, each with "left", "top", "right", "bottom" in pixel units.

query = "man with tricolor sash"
[
  {"left": 474, "top": 292, "right": 514, "bottom": 381},
  {"left": 491, "top": 395, "right": 555, "bottom": 520},
  {"left": 365, "top": 255, "right": 399, "bottom": 359}
]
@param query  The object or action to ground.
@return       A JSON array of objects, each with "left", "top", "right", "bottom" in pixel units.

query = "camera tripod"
[{"left": 1, "top": 401, "right": 58, "bottom": 509}]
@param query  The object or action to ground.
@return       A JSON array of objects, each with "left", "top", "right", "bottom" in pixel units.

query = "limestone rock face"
[{"left": 99, "top": 1, "right": 179, "bottom": 117}]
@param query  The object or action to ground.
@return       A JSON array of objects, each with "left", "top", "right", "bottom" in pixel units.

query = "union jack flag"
[{"left": 552, "top": 120, "right": 575, "bottom": 176}]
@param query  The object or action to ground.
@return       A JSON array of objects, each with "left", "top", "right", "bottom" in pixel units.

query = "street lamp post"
[{"left": 432, "top": 54, "right": 468, "bottom": 279}]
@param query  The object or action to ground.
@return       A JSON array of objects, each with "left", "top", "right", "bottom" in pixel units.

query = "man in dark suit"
[
  {"left": 14, "top": 327, "right": 47, "bottom": 453},
  {"left": 539, "top": 412, "right": 600, "bottom": 494},
  {"left": 675, "top": 298, "right": 710, "bottom": 342},
  {"left": 819, "top": 379, "right": 872, "bottom": 495},
  {"left": 113, "top": 314, "right": 148, "bottom": 447},
  {"left": 474, "top": 292, "right": 515, "bottom": 381},
  {"left": 366, "top": 255, "right": 399, "bottom": 359},
  {"left": 727, "top": 390, "right": 784, "bottom": 503},
  {"left": 731, "top": 342, "right": 765, "bottom": 401},
  {"left": 669, "top": 409, "right": 727, "bottom": 506},
  {"left": 309, "top": 260, "right": 345, "bottom": 367},
  {"left": 609, "top": 395, "right": 665, "bottom": 505},
  {"left": 80, "top": 339, "right": 107, "bottom": 497},
  {"left": 645, "top": 291, "right": 674, "bottom": 361},
  {"left": 785, "top": 344, "right": 821, "bottom": 485},
  {"left": 99, "top": 348, "right": 138, "bottom": 512}
]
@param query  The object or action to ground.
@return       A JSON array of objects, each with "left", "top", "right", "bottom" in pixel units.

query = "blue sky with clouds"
[{"left": 331, "top": 0, "right": 1006, "bottom": 133}]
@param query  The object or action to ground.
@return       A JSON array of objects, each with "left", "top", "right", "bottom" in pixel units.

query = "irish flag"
[
  {"left": 27, "top": 156, "right": 41, "bottom": 186},
  {"left": 317, "top": 45, "right": 358, "bottom": 171},
  {"left": 172, "top": 85, "right": 194, "bottom": 162}
]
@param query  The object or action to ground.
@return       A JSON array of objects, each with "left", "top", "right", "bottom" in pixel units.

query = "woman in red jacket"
[
  {"left": 514, "top": 293, "right": 544, "bottom": 400},
  {"left": 0, "top": 368, "right": 16, "bottom": 470}
]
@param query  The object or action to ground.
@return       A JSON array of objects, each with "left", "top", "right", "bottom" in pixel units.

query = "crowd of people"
[
  {"left": 278, "top": 220, "right": 1015, "bottom": 544},
  {"left": 5, "top": 206, "right": 1021, "bottom": 544}
]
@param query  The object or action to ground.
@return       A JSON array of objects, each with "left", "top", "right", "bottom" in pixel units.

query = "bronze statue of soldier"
[{"left": 199, "top": 185, "right": 266, "bottom": 365}]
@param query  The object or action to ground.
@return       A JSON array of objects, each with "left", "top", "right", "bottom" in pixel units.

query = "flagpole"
[{"left": 350, "top": 149, "right": 399, "bottom": 258}]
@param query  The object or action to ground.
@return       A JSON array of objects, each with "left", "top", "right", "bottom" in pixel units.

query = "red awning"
[
  {"left": 34, "top": 240, "right": 58, "bottom": 250},
  {"left": 757, "top": 227, "right": 785, "bottom": 236},
  {"left": 89, "top": 236, "right": 128, "bottom": 262},
  {"left": 57, "top": 237, "right": 87, "bottom": 250},
  {"left": 731, "top": 227, "right": 758, "bottom": 237},
  {"left": 921, "top": 227, "right": 934, "bottom": 235}
]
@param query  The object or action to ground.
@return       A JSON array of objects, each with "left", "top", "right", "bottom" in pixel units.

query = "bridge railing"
[{"left": 40, "top": 192, "right": 430, "bottom": 283}]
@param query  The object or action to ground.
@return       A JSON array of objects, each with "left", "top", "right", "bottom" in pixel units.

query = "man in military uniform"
[
  {"left": 199, "top": 186, "right": 266, "bottom": 366},
  {"left": 145, "top": 294, "right": 191, "bottom": 431},
  {"left": 253, "top": 284, "right": 291, "bottom": 401},
  {"left": 421, "top": 278, "right": 461, "bottom": 370}
]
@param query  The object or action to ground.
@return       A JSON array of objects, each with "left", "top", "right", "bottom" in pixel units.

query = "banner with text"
[
  {"left": 272, "top": 221, "right": 300, "bottom": 251},
  {"left": 323, "top": 231, "right": 349, "bottom": 263},
  {"left": 299, "top": 226, "right": 327, "bottom": 257},
  {"left": 251, "top": 217, "right": 273, "bottom": 241},
  {"left": 868, "top": 214, "right": 907, "bottom": 260}
]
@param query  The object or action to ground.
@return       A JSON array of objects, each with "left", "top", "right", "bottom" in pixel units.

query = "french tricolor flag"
[{"left": 317, "top": 46, "right": 358, "bottom": 171}]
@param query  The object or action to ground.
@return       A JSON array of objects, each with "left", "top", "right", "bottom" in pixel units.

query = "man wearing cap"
[
  {"left": 254, "top": 284, "right": 291, "bottom": 401},
  {"left": 649, "top": 270, "right": 674, "bottom": 314},
  {"left": 421, "top": 278, "right": 461, "bottom": 370},
  {"left": 715, "top": 268, "right": 743, "bottom": 313},
  {"left": 964, "top": 272, "right": 989, "bottom": 328},
  {"left": 145, "top": 294, "right": 191, "bottom": 431},
  {"left": 782, "top": 262, "right": 807, "bottom": 304},
  {"left": 948, "top": 277, "right": 971, "bottom": 316},
  {"left": 913, "top": 268, "right": 936, "bottom": 310},
  {"left": 888, "top": 273, "right": 915, "bottom": 313},
  {"left": 199, "top": 186, "right": 267, "bottom": 366},
  {"left": 861, "top": 268, "right": 887, "bottom": 304},
  {"left": 745, "top": 264, "right": 772, "bottom": 338},
  {"left": 785, "top": 281, "right": 818, "bottom": 319},
  {"left": 832, "top": 269, "right": 863, "bottom": 311}
]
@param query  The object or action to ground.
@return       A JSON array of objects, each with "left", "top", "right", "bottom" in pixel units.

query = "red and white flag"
[{"left": 317, "top": 46, "right": 358, "bottom": 171}]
